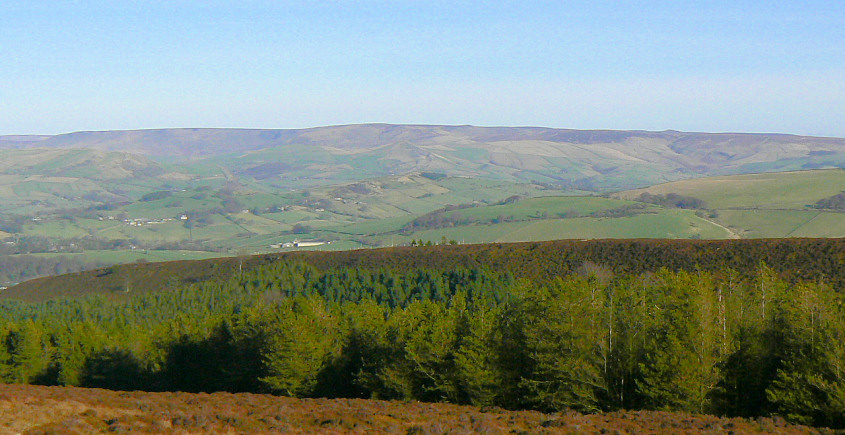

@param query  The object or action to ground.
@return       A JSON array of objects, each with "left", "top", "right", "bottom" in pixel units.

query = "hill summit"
[{"left": 3, "top": 124, "right": 844, "bottom": 189}]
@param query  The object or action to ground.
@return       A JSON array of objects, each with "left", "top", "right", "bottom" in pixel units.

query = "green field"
[
  {"left": 617, "top": 169, "right": 845, "bottom": 209},
  {"left": 442, "top": 196, "right": 638, "bottom": 221},
  {"left": 12, "top": 169, "right": 845, "bottom": 253},
  {"left": 613, "top": 169, "right": 845, "bottom": 238},
  {"left": 714, "top": 209, "right": 845, "bottom": 238},
  {"left": 404, "top": 209, "right": 732, "bottom": 244},
  {"left": 18, "top": 249, "right": 226, "bottom": 264},
  {"left": 8, "top": 174, "right": 573, "bottom": 255},
  {"left": 2, "top": 169, "right": 844, "bottom": 285}
]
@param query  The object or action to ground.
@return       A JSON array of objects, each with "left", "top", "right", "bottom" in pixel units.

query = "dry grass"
[{"left": 0, "top": 384, "right": 837, "bottom": 434}]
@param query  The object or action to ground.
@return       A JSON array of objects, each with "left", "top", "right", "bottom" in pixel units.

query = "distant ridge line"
[{"left": 3, "top": 123, "right": 844, "bottom": 141}]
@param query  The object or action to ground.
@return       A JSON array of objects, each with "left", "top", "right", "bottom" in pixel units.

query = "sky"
[{"left": 1, "top": 1, "right": 844, "bottom": 136}]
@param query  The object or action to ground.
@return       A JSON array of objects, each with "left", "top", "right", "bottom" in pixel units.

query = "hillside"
[
  {"left": 1, "top": 125, "right": 844, "bottom": 286},
  {"left": 0, "top": 148, "right": 171, "bottom": 181},
  {"left": 4, "top": 124, "right": 845, "bottom": 190},
  {"left": 5, "top": 238, "right": 844, "bottom": 303},
  {"left": 614, "top": 169, "right": 845, "bottom": 238},
  {"left": 1, "top": 168, "right": 843, "bottom": 288},
  {"left": 0, "top": 385, "right": 828, "bottom": 435},
  {"left": 0, "top": 148, "right": 186, "bottom": 214},
  {"left": 1, "top": 238, "right": 844, "bottom": 430}
]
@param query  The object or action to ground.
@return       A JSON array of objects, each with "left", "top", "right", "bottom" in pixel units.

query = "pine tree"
[
  {"left": 766, "top": 281, "right": 845, "bottom": 428},
  {"left": 260, "top": 296, "right": 341, "bottom": 397},
  {"left": 520, "top": 276, "right": 605, "bottom": 412},
  {"left": 636, "top": 270, "right": 722, "bottom": 413},
  {"left": 2, "top": 322, "right": 48, "bottom": 384},
  {"left": 379, "top": 299, "right": 462, "bottom": 402},
  {"left": 454, "top": 294, "right": 503, "bottom": 406}
]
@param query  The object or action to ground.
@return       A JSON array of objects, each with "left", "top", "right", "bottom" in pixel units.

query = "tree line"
[{"left": 0, "top": 259, "right": 843, "bottom": 428}]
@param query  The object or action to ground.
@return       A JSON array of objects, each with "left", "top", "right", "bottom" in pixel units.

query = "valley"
[
  {"left": 7, "top": 1, "right": 844, "bottom": 432},
  {"left": 1, "top": 125, "right": 844, "bottom": 430},
  {"left": 1, "top": 125, "right": 844, "bottom": 286}
]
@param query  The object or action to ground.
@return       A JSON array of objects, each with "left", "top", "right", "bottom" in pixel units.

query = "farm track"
[{"left": 698, "top": 215, "right": 742, "bottom": 239}]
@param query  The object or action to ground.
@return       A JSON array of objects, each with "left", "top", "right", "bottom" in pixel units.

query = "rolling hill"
[
  {"left": 614, "top": 169, "right": 845, "bottom": 238},
  {"left": 4, "top": 124, "right": 845, "bottom": 191},
  {"left": 1, "top": 169, "right": 843, "bottom": 289},
  {"left": 0, "top": 148, "right": 188, "bottom": 214},
  {"left": 2, "top": 125, "right": 844, "bottom": 286}
]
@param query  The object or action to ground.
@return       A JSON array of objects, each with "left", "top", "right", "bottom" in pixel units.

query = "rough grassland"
[{"left": 0, "top": 384, "right": 834, "bottom": 435}]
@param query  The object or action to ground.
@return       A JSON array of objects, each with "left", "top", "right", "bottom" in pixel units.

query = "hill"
[
  {"left": 614, "top": 169, "right": 845, "bottom": 238},
  {"left": 4, "top": 124, "right": 845, "bottom": 190},
  {"left": 2, "top": 125, "right": 844, "bottom": 286},
  {"left": 1, "top": 239, "right": 844, "bottom": 430},
  {"left": 1, "top": 168, "right": 843, "bottom": 288},
  {"left": 0, "top": 148, "right": 186, "bottom": 214},
  {"left": 0, "top": 384, "right": 828, "bottom": 434},
  {"left": 5, "top": 238, "right": 844, "bottom": 303}
]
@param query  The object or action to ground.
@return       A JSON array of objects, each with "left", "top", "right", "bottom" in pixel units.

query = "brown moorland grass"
[{"left": 0, "top": 384, "right": 838, "bottom": 435}]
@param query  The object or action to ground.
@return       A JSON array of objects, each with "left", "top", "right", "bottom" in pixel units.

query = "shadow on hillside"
[
  {"left": 160, "top": 323, "right": 266, "bottom": 394},
  {"left": 80, "top": 349, "right": 148, "bottom": 391}
]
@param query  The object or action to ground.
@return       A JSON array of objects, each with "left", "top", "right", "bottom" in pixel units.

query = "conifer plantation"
[{"left": 0, "top": 239, "right": 843, "bottom": 429}]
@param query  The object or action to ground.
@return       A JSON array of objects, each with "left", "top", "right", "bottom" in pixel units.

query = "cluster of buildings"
[
  {"left": 97, "top": 214, "right": 190, "bottom": 227},
  {"left": 269, "top": 240, "right": 328, "bottom": 249},
  {"left": 124, "top": 217, "right": 177, "bottom": 227}
]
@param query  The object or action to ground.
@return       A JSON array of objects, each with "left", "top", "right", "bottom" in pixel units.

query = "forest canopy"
[{"left": 1, "top": 245, "right": 844, "bottom": 428}]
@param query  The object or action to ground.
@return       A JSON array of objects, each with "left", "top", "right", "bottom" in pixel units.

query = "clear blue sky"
[{"left": 2, "top": 1, "right": 844, "bottom": 136}]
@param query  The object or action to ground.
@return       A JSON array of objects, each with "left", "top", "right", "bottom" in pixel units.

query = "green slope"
[
  {"left": 613, "top": 169, "right": 845, "bottom": 238},
  {"left": 617, "top": 169, "right": 845, "bottom": 209}
]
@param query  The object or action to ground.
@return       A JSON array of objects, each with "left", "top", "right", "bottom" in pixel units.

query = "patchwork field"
[
  {"left": 616, "top": 169, "right": 845, "bottom": 209},
  {"left": 614, "top": 169, "right": 845, "bottom": 238},
  {"left": 2, "top": 166, "right": 844, "bottom": 285}
]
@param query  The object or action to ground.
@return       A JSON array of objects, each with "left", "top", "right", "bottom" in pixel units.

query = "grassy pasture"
[
  {"left": 17, "top": 249, "right": 225, "bottom": 264},
  {"left": 608, "top": 169, "right": 845, "bottom": 239},
  {"left": 505, "top": 210, "right": 732, "bottom": 240},
  {"left": 24, "top": 221, "right": 90, "bottom": 239},
  {"left": 714, "top": 209, "right": 845, "bottom": 238},
  {"left": 616, "top": 169, "right": 845, "bottom": 209},
  {"left": 789, "top": 211, "right": 845, "bottom": 237},
  {"left": 258, "top": 210, "right": 317, "bottom": 224},
  {"left": 400, "top": 209, "right": 732, "bottom": 244},
  {"left": 330, "top": 215, "right": 417, "bottom": 236},
  {"left": 4, "top": 170, "right": 844, "bottom": 273},
  {"left": 448, "top": 196, "right": 638, "bottom": 221}
]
